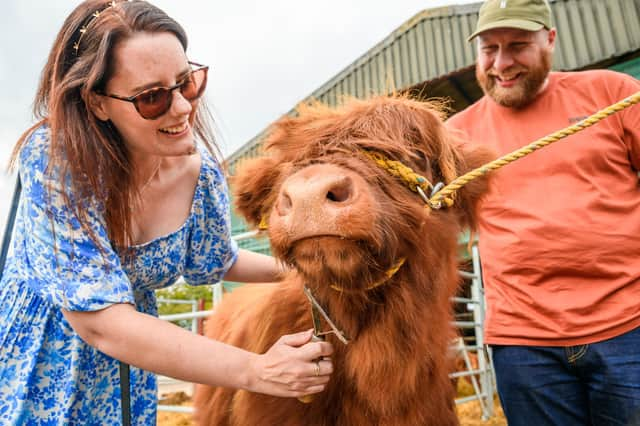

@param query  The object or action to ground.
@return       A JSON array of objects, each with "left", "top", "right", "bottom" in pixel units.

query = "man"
[{"left": 446, "top": 0, "right": 640, "bottom": 424}]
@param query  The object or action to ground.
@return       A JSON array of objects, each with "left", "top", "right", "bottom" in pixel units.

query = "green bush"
[{"left": 155, "top": 281, "right": 213, "bottom": 329}]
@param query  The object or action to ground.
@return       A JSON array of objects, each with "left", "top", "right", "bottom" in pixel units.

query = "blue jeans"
[{"left": 492, "top": 326, "right": 640, "bottom": 426}]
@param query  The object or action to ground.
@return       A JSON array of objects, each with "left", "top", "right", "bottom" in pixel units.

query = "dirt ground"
[
  {"left": 157, "top": 391, "right": 193, "bottom": 426},
  {"left": 156, "top": 393, "right": 507, "bottom": 426},
  {"left": 456, "top": 397, "right": 507, "bottom": 426}
]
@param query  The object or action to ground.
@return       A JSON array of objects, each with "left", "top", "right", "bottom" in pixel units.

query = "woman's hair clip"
[{"left": 72, "top": 1, "right": 121, "bottom": 56}]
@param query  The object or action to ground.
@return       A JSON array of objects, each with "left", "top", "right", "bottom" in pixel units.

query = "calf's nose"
[{"left": 275, "top": 171, "right": 354, "bottom": 218}]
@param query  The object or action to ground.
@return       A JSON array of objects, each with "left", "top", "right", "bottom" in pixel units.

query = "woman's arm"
[
  {"left": 63, "top": 303, "right": 332, "bottom": 397},
  {"left": 223, "top": 248, "right": 286, "bottom": 283}
]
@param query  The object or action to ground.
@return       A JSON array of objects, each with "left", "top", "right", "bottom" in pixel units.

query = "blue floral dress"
[{"left": 0, "top": 125, "right": 239, "bottom": 425}]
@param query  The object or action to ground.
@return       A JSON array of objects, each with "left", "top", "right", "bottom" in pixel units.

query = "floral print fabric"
[{"left": 0, "top": 125, "right": 238, "bottom": 425}]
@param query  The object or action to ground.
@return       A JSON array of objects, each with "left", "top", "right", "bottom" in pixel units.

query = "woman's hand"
[{"left": 247, "top": 329, "right": 334, "bottom": 397}]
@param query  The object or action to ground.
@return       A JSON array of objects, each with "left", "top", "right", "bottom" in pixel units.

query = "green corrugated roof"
[{"left": 228, "top": 0, "right": 640, "bottom": 166}]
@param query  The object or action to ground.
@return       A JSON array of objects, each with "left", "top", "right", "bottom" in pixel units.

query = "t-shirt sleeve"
[
  {"left": 182, "top": 152, "right": 239, "bottom": 285},
  {"left": 18, "top": 127, "right": 134, "bottom": 311},
  {"left": 616, "top": 73, "right": 640, "bottom": 171}
]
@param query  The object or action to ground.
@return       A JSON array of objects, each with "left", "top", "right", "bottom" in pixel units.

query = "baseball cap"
[{"left": 467, "top": 0, "right": 552, "bottom": 42}]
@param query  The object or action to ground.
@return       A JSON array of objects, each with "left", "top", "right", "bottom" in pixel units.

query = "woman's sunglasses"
[{"left": 97, "top": 61, "right": 208, "bottom": 120}]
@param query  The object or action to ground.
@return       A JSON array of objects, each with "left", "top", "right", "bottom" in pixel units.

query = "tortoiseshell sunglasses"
[{"left": 96, "top": 61, "right": 208, "bottom": 120}]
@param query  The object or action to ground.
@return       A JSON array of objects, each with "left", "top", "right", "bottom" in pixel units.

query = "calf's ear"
[{"left": 231, "top": 156, "right": 282, "bottom": 228}]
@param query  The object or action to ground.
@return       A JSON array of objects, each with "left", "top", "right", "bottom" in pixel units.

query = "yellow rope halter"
[
  {"left": 361, "top": 150, "right": 434, "bottom": 197},
  {"left": 330, "top": 257, "right": 406, "bottom": 292},
  {"left": 258, "top": 215, "right": 269, "bottom": 230},
  {"left": 427, "top": 91, "right": 640, "bottom": 209}
]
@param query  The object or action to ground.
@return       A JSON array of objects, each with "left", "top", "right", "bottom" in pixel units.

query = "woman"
[{"left": 0, "top": 0, "right": 333, "bottom": 423}]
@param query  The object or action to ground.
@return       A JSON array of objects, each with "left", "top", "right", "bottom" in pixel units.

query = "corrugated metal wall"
[
  {"left": 309, "top": 4, "right": 479, "bottom": 108},
  {"left": 553, "top": 0, "right": 640, "bottom": 69},
  {"left": 229, "top": 0, "right": 640, "bottom": 166},
  {"left": 610, "top": 56, "right": 640, "bottom": 77},
  {"left": 306, "top": 0, "right": 640, "bottom": 107}
]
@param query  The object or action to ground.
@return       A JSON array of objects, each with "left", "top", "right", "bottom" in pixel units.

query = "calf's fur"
[{"left": 194, "top": 96, "right": 492, "bottom": 426}]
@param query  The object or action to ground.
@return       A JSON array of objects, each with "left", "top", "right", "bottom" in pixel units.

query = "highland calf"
[{"left": 194, "top": 96, "right": 492, "bottom": 426}]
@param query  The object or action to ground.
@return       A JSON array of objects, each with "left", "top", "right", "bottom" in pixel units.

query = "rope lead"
[{"left": 427, "top": 90, "right": 640, "bottom": 209}]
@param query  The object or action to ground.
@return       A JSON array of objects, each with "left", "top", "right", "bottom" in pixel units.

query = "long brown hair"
[{"left": 11, "top": 0, "right": 219, "bottom": 250}]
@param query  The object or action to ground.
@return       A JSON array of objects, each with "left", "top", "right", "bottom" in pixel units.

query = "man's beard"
[{"left": 476, "top": 49, "right": 552, "bottom": 109}]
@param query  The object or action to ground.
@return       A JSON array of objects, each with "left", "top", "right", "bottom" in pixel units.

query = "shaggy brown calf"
[{"left": 194, "top": 96, "right": 492, "bottom": 426}]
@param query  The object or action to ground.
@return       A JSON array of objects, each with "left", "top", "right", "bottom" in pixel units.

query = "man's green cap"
[{"left": 467, "top": 0, "right": 552, "bottom": 42}]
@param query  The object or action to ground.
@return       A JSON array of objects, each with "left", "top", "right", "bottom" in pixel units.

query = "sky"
[{"left": 0, "top": 0, "right": 478, "bottom": 235}]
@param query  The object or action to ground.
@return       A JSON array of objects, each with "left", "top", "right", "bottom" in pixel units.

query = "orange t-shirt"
[{"left": 447, "top": 70, "right": 640, "bottom": 346}]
